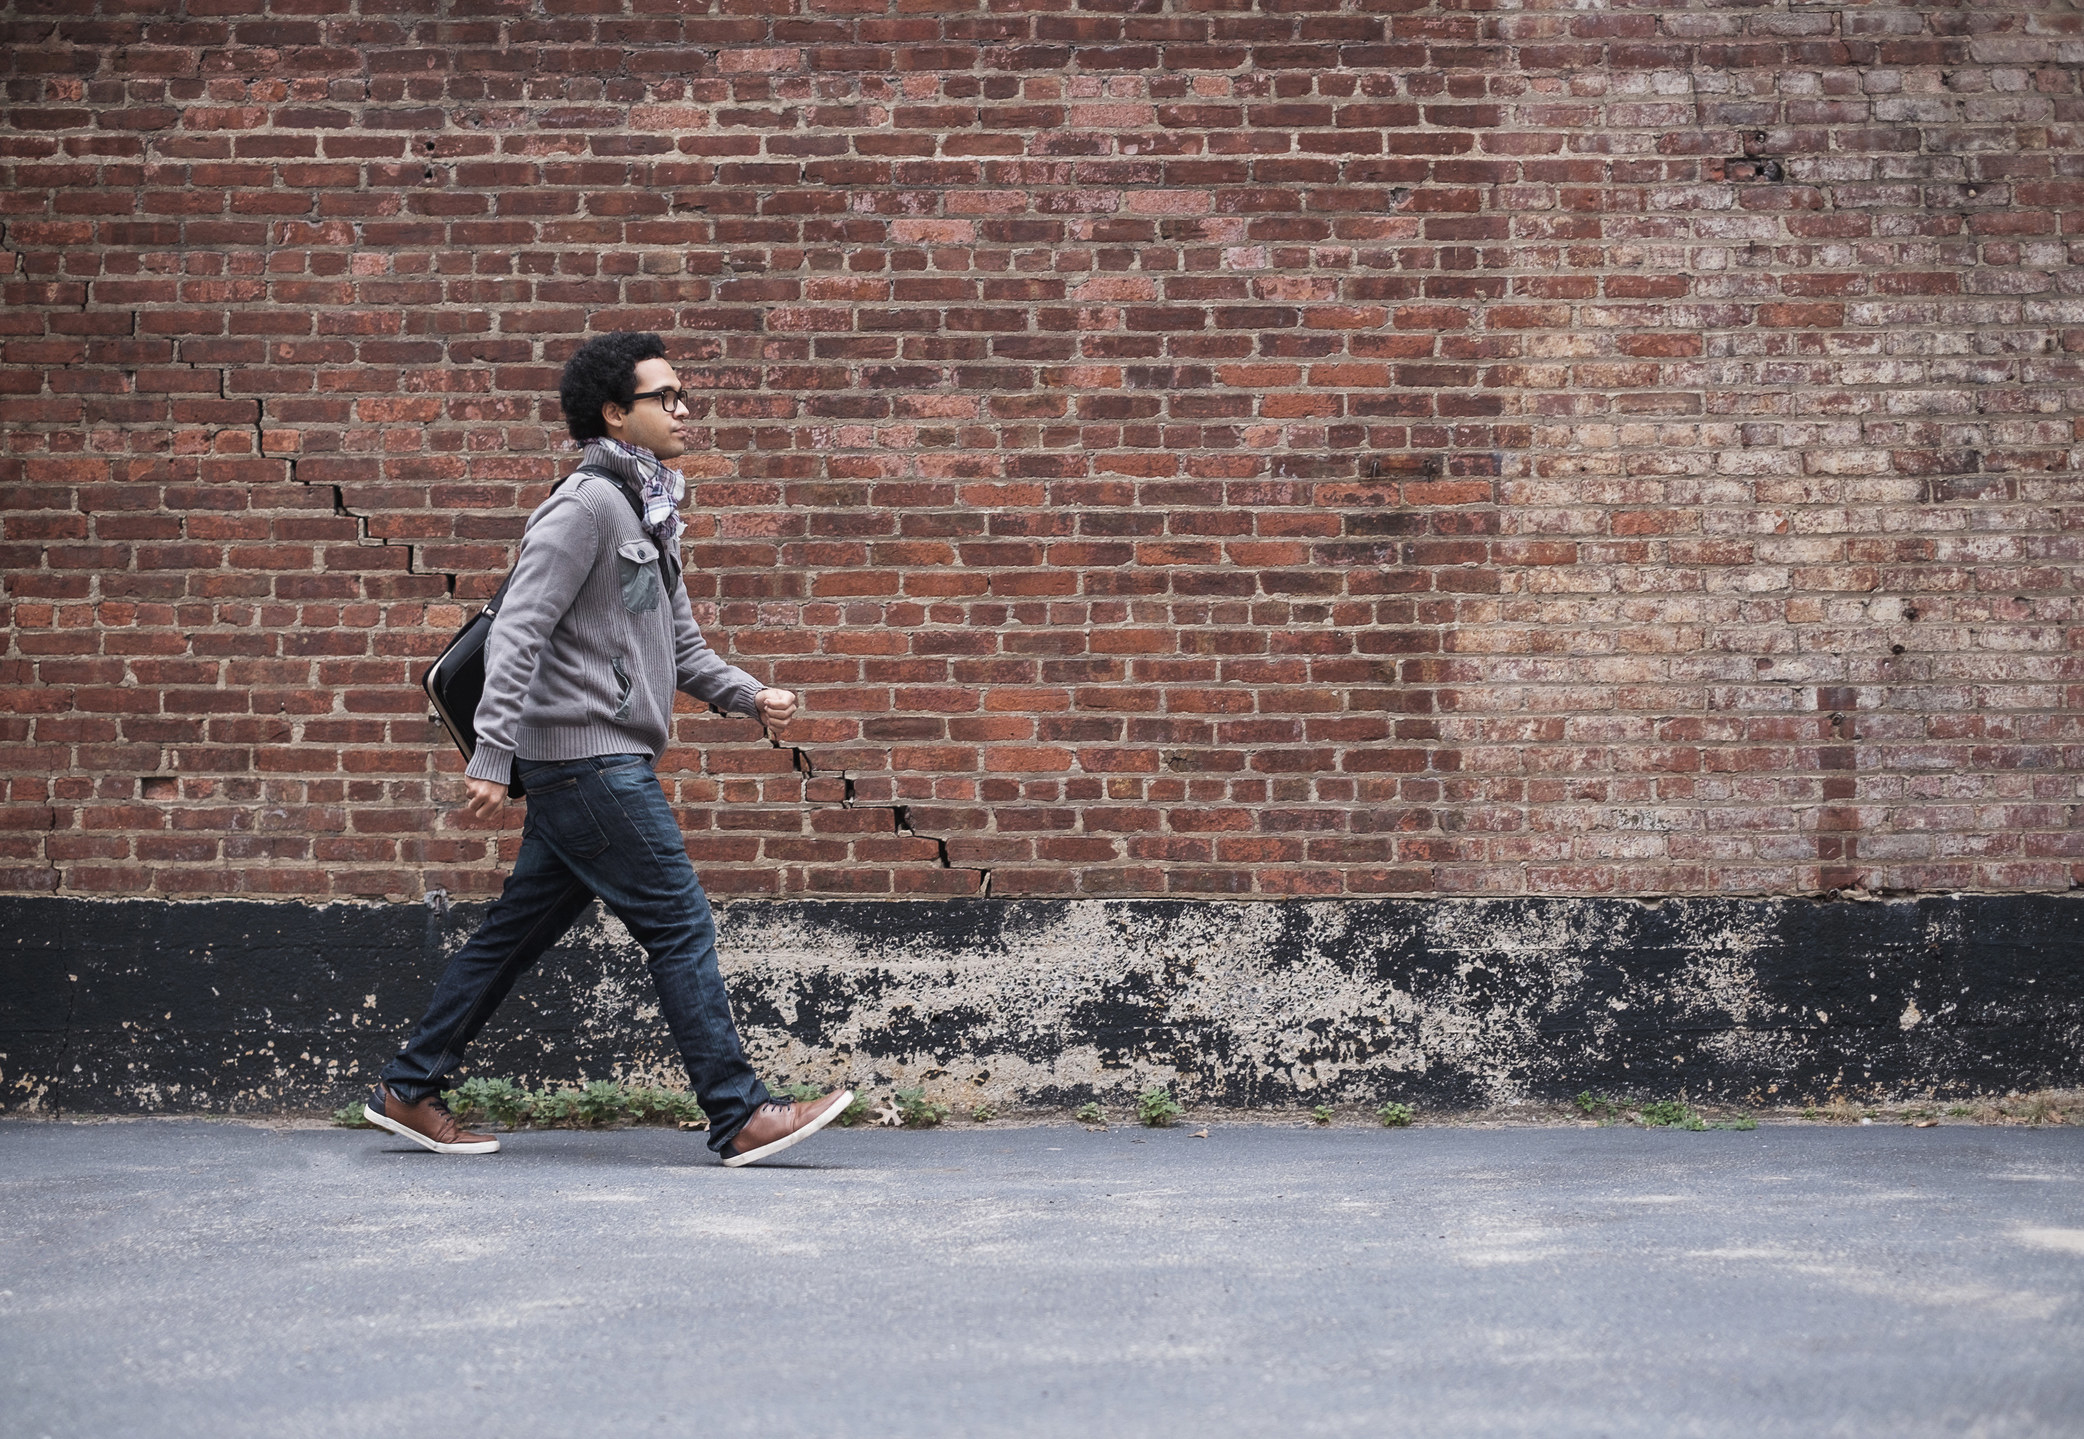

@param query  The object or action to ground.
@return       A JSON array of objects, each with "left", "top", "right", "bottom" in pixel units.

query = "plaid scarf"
[{"left": 581, "top": 438, "right": 685, "bottom": 551}]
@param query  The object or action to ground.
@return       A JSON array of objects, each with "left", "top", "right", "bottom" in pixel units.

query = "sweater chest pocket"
[{"left": 616, "top": 538, "right": 661, "bottom": 613}]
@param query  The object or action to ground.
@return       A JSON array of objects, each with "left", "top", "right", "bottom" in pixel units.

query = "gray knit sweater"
[{"left": 463, "top": 469, "right": 764, "bottom": 786}]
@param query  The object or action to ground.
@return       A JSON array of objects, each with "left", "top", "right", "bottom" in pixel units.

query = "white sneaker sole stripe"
[
  {"left": 363, "top": 1104, "right": 501, "bottom": 1155},
  {"left": 722, "top": 1089, "right": 853, "bottom": 1168}
]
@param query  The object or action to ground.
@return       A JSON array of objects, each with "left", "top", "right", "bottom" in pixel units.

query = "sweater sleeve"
[
  {"left": 463, "top": 490, "right": 600, "bottom": 785},
  {"left": 668, "top": 571, "right": 764, "bottom": 718}
]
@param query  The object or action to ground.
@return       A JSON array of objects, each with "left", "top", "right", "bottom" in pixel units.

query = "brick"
[{"left": 0, "top": 5, "right": 2075, "bottom": 904}]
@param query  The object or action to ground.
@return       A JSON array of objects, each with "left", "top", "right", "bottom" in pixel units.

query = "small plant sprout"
[
  {"left": 894, "top": 1087, "right": 947, "bottom": 1128},
  {"left": 525, "top": 1087, "right": 576, "bottom": 1124},
  {"left": 627, "top": 1087, "right": 706, "bottom": 1126},
  {"left": 1573, "top": 1091, "right": 1620, "bottom": 1123},
  {"left": 572, "top": 1079, "right": 631, "bottom": 1127},
  {"left": 1136, "top": 1086, "right": 1183, "bottom": 1128},
  {"left": 838, "top": 1092, "right": 873, "bottom": 1127},
  {"left": 1074, "top": 1101, "right": 1106, "bottom": 1127},
  {"left": 1376, "top": 1101, "right": 1414, "bottom": 1128},
  {"left": 446, "top": 1077, "right": 528, "bottom": 1127},
  {"left": 331, "top": 1103, "right": 374, "bottom": 1129},
  {"left": 971, "top": 1103, "right": 996, "bottom": 1123},
  {"left": 1310, "top": 1105, "right": 1335, "bottom": 1126},
  {"left": 1636, "top": 1100, "right": 1707, "bottom": 1131}
]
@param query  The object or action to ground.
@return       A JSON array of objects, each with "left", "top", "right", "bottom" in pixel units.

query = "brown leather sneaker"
[
  {"left": 363, "top": 1083, "right": 501, "bottom": 1155},
  {"left": 723, "top": 1089, "right": 853, "bottom": 1168}
]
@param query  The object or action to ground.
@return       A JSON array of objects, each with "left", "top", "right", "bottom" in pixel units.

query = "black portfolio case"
[{"left": 422, "top": 573, "right": 525, "bottom": 799}]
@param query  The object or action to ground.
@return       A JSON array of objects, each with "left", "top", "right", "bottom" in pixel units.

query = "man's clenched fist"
[
  {"left": 756, "top": 688, "right": 799, "bottom": 734},
  {"left": 462, "top": 776, "right": 506, "bottom": 821}
]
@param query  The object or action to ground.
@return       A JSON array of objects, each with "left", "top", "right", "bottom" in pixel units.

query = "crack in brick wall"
[
  {"left": 286, "top": 391, "right": 991, "bottom": 896},
  {"left": 0, "top": 0, "right": 2080, "bottom": 903}
]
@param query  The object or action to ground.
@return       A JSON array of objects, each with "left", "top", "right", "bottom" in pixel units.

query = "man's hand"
[
  {"left": 462, "top": 776, "right": 506, "bottom": 821},
  {"left": 755, "top": 688, "right": 798, "bottom": 735}
]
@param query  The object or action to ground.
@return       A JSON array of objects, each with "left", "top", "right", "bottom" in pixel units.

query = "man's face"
[{"left": 603, "top": 356, "right": 689, "bottom": 461}]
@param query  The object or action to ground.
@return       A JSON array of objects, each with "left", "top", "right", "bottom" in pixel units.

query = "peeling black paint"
[{"left": 1, "top": 894, "right": 2079, "bottom": 1113}]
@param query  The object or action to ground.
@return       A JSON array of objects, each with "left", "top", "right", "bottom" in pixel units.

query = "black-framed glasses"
[{"left": 628, "top": 386, "right": 689, "bottom": 413}]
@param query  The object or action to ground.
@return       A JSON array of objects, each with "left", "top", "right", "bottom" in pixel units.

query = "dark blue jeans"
[{"left": 379, "top": 753, "right": 772, "bottom": 1153}]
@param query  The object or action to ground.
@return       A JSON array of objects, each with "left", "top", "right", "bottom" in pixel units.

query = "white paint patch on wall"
[{"left": 683, "top": 899, "right": 1822, "bottom": 1107}]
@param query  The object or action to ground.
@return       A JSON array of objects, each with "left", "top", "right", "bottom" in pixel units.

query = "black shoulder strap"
[
  {"left": 483, "top": 467, "right": 631, "bottom": 618},
  {"left": 567, "top": 463, "right": 677, "bottom": 584},
  {"left": 483, "top": 570, "right": 516, "bottom": 618},
  {"left": 568, "top": 463, "right": 647, "bottom": 524},
  {"left": 483, "top": 469, "right": 596, "bottom": 617}
]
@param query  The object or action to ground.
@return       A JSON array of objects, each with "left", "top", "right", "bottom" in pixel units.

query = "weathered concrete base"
[{"left": 2, "top": 895, "right": 2079, "bottom": 1114}]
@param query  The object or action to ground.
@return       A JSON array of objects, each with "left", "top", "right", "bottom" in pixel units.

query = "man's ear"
[{"left": 600, "top": 399, "right": 626, "bottom": 437}]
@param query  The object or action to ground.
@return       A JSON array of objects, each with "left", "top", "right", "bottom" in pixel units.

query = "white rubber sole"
[
  {"left": 722, "top": 1089, "right": 853, "bottom": 1168},
  {"left": 363, "top": 1104, "right": 501, "bottom": 1155}
]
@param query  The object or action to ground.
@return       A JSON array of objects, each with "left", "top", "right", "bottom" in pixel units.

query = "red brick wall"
[{"left": 2, "top": 0, "right": 2079, "bottom": 903}]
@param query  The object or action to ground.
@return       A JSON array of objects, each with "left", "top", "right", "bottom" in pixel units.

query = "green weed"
[
  {"left": 971, "top": 1103, "right": 996, "bottom": 1123},
  {"left": 1376, "top": 1102, "right": 1414, "bottom": 1128},
  {"left": 446, "top": 1077, "right": 528, "bottom": 1127},
  {"left": 1574, "top": 1091, "right": 1620, "bottom": 1123},
  {"left": 524, "top": 1087, "right": 577, "bottom": 1124},
  {"left": 331, "top": 1103, "right": 373, "bottom": 1129},
  {"left": 571, "top": 1080, "right": 631, "bottom": 1126},
  {"left": 1636, "top": 1100, "right": 1707, "bottom": 1131},
  {"left": 623, "top": 1087, "right": 706, "bottom": 1126},
  {"left": 427, "top": 1078, "right": 705, "bottom": 1131},
  {"left": 1137, "top": 1086, "right": 1183, "bottom": 1128},
  {"left": 1310, "top": 1105, "right": 1335, "bottom": 1126},
  {"left": 1715, "top": 1114, "right": 1759, "bottom": 1131},
  {"left": 1074, "top": 1101, "right": 1106, "bottom": 1126},
  {"left": 837, "top": 1092, "right": 873, "bottom": 1127},
  {"left": 894, "top": 1087, "right": 947, "bottom": 1128}
]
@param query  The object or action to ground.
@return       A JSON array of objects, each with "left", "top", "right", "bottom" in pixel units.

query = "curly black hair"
[{"left": 558, "top": 331, "right": 668, "bottom": 443}]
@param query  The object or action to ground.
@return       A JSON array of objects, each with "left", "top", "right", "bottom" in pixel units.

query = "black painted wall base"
[{"left": 2, "top": 894, "right": 2079, "bottom": 1114}]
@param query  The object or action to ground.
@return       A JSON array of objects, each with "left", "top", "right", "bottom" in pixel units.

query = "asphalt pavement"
[{"left": 3, "top": 1118, "right": 2080, "bottom": 1438}]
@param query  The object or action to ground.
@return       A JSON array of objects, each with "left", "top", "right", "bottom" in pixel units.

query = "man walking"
[{"left": 363, "top": 331, "right": 850, "bottom": 1167}]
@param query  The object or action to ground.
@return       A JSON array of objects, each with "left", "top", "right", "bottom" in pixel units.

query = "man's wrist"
[{"left": 464, "top": 745, "right": 515, "bottom": 785}]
